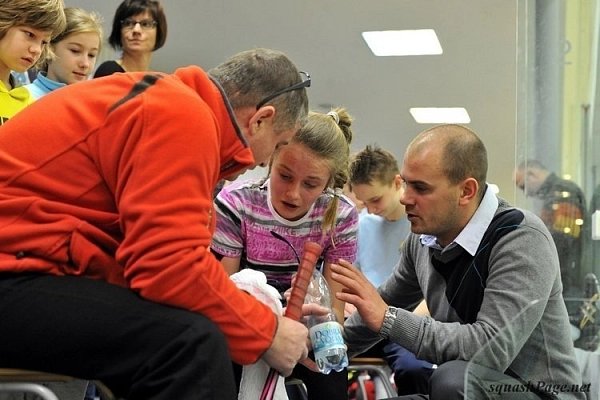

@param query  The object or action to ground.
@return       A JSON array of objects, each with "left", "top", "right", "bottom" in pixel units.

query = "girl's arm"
[
  {"left": 324, "top": 261, "right": 346, "bottom": 323},
  {"left": 221, "top": 256, "right": 241, "bottom": 275}
]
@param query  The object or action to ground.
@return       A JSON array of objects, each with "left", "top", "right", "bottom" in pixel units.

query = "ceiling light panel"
[
  {"left": 362, "top": 29, "right": 443, "bottom": 56},
  {"left": 409, "top": 107, "right": 471, "bottom": 124}
]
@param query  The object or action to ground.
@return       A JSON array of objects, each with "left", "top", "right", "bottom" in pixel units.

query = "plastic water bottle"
[{"left": 305, "top": 268, "right": 348, "bottom": 374}]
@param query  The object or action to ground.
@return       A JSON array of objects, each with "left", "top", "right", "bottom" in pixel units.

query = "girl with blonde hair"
[
  {"left": 212, "top": 107, "right": 358, "bottom": 400},
  {"left": 27, "top": 7, "right": 103, "bottom": 99}
]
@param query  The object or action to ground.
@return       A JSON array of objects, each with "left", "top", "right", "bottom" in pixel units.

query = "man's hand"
[
  {"left": 299, "top": 302, "right": 330, "bottom": 319},
  {"left": 262, "top": 316, "right": 309, "bottom": 376},
  {"left": 330, "top": 259, "right": 388, "bottom": 333},
  {"left": 279, "top": 295, "right": 331, "bottom": 373},
  {"left": 282, "top": 290, "right": 330, "bottom": 322}
]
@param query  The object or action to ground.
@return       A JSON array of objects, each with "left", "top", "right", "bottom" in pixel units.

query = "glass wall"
[{"left": 517, "top": 0, "right": 599, "bottom": 351}]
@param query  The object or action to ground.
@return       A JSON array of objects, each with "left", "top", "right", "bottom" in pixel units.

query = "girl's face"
[
  {"left": 120, "top": 11, "right": 157, "bottom": 56},
  {"left": 0, "top": 25, "right": 51, "bottom": 76},
  {"left": 269, "top": 142, "right": 331, "bottom": 221},
  {"left": 47, "top": 32, "right": 100, "bottom": 85}
]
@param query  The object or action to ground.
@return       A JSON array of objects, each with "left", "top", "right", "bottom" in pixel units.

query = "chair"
[
  {"left": 0, "top": 381, "right": 58, "bottom": 400},
  {"left": 348, "top": 357, "right": 396, "bottom": 400},
  {"left": 285, "top": 377, "right": 308, "bottom": 400},
  {"left": 0, "top": 369, "right": 115, "bottom": 400}
]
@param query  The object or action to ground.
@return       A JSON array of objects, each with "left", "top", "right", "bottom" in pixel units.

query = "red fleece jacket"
[{"left": 0, "top": 66, "right": 277, "bottom": 364}]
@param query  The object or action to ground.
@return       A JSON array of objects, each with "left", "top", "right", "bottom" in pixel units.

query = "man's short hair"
[{"left": 209, "top": 48, "right": 309, "bottom": 133}]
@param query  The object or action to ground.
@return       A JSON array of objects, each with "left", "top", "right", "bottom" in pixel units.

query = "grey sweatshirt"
[{"left": 344, "top": 198, "right": 585, "bottom": 399}]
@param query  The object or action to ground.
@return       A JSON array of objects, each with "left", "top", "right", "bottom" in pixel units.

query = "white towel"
[{"left": 231, "top": 270, "right": 288, "bottom": 400}]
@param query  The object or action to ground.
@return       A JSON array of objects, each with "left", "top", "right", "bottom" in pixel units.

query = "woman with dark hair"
[{"left": 93, "top": 0, "right": 167, "bottom": 77}]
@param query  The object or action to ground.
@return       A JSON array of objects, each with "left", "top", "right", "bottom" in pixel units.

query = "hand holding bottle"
[{"left": 263, "top": 316, "right": 309, "bottom": 377}]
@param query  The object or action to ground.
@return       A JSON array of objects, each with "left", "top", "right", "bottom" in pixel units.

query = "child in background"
[
  {"left": 212, "top": 108, "right": 358, "bottom": 400},
  {"left": 27, "top": 7, "right": 103, "bottom": 99},
  {"left": 349, "top": 145, "right": 435, "bottom": 395},
  {"left": 350, "top": 145, "right": 410, "bottom": 288},
  {"left": 0, "top": 0, "right": 65, "bottom": 124}
]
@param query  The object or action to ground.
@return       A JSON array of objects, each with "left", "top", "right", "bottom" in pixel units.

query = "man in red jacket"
[{"left": 0, "top": 48, "right": 310, "bottom": 399}]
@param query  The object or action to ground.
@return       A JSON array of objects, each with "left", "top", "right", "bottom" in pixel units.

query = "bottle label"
[{"left": 309, "top": 321, "right": 346, "bottom": 353}]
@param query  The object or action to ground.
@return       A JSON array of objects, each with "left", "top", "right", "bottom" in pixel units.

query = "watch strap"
[{"left": 379, "top": 306, "right": 398, "bottom": 339}]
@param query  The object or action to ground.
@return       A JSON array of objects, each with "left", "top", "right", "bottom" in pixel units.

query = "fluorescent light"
[
  {"left": 362, "top": 29, "right": 442, "bottom": 56},
  {"left": 409, "top": 107, "right": 471, "bottom": 124}
]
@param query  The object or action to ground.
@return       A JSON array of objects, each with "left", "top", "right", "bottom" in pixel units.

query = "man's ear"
[
  {"left": 459, "top": 177, "right": 479, "bottom": 205},
  {"left": 247, "top": 105, "right": 276, "bottom": 138}
]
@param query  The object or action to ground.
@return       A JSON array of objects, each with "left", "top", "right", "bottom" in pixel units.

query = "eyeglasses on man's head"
[
  {"left": 256, "top": 71, "right": 311, "bottom": 110},
  {"left": 121, "top": 18, "right": 157, "bottom": 30}
]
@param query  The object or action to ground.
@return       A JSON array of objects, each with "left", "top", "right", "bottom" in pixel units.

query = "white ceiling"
[{"left": 69, "top": 0, "right": 520, "bottom": 199}]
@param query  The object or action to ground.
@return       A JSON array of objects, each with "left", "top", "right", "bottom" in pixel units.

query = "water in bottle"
[{"left": 305, "top": 268, "right": 348, "bottom": 374}]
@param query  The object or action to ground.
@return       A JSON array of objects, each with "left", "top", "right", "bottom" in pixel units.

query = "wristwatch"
[{"left": 379, "top": 306, "right": 398, "bottom": 339}]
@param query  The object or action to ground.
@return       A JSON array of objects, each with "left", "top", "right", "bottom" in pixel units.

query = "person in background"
[
  {"left": 333, "top": 124, "right": 583, "bottom": 399},
  {"left": 514, "top": 159, "right": 586, "bottom": 296},
  {"left": 212, "top": 108, "right": 358, "bottom": 400},
  {"left": 348, "top": 145, "right": 435, "bottom": 395},
  {"left": 514, "top": 160, "right": 598, "bottom": 352},
  {"left": 350, "top": 145, "right": 410, "bottom": 288},
  {"left": 26, "top": 7, "right": 103, "bottom": 99},
  {"left": 343, "top": 181, "right": 365, "bottom": 213},
  {"left": 0, "top": 47, "right": 311, "bottom": 400},
  {"left": 93, "top": 0, "right": 167, "bottom": 78},
  {"left": 0, "top": 0, "right": 65, "bottom": 124}
]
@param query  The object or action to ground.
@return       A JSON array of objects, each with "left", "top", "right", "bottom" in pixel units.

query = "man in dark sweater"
[
  {"left": 514, "top": 159, "right": 586, "bottom": 296},
  {"left": 332, "top": 125, "right": 584, "bottom": 399}
]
